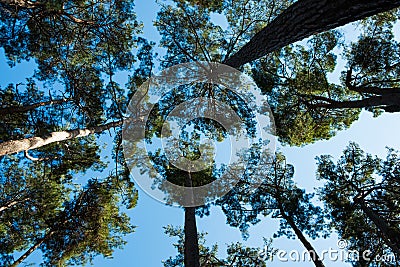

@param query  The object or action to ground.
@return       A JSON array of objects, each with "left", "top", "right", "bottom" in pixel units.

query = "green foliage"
[
  {"left": 0, "top": 152, "right": 137, "bottom": 266},
  {"left": 40, "top": 179, "right": 136, "bottom": 267},
  {"left": 0, "top": 0, "right": 143, "bottom": 138},
  {"left": 0, "top": 0, "right": 140, "bottom": 71},
  {"left": 162, "top": 225, "right": 272, "bottom": 267},
  {"left": 172, "top": 0, "right": 224, "bottom": 12},
  {"left": 317, "top": 142, "right": 400, "bottom": 264},
  {"left": 252, "top": 31, "right": 360, "bottom": 146},
  {"left": 0, "top": 1, "right": 143, "bottom": 265},
  {"left": 156, "top": 0, "right": 294, "bottom": 66},
  {"left": 0, "top": 155, "right": 69, "bottom": 266},
  {"left": 218, "top": 152, "right": 329, "bottom": 240},
  {"left": 344, "top": 9, "right": 400, "bottom": 114}
]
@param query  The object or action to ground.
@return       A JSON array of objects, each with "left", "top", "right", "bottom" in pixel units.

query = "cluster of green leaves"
[
  {"left": 156, "top": 0, "right": 294, "bottom": 67},
  {"left": 156, "top": 2, "right": 400, "bottom": 146},
  {"left": 0, "top": 0, "right": 144, "bottom": 138},
  {"left": 0, "top": 0, "right": 144, "bottom": 265},
  {"left": 251, "top": 31, "right": 360, "bottom": 145},
  {"left": 217, "top": 152, "right": 328, "bottom": 263},
  {"left": 0, "top": 134, "right": 138, "bottom": 266}
]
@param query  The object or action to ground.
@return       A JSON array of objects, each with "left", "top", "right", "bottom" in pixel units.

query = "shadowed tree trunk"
[
  {"left": 356, "top": 200, "right": 400, "bottom": 255},
  {"left": 184, "top": 171, "right": 200, "bottom": 267},
  {"left": 184, "top": 207, "right": 200, "bottom": 267},
  {"left": 224, "top": 0, "right": 400, "bottom": 68}
]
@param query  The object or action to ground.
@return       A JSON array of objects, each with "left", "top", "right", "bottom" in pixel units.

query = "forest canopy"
[{"left": 0, "top": 0, "right": 400, "bottom": 266}]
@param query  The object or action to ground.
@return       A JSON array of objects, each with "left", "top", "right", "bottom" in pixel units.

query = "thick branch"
[
  {"left": 351, "top": 86, "right": 400, "bottom": 95},
  {"left": 345, "top": 68, "right": 400, "bottom": 95},
  {"left": 224, "top": 0, "right": 400, "bottom": 68},
  {"left": 309, "top": 94, "right": 400, "bottom": 110}
]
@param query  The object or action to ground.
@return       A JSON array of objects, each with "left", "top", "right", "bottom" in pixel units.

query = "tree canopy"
[
  {"left": 317, "top": 143, "right": 400, "bottom": 263},
  {"left": 1, "top": 0, "right": 400, "bottom": 266}
]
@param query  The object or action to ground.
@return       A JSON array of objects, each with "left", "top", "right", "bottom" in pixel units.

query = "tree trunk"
[
  {"left": 0, "top": 0, "right": 40, "bottom": 8},
  {"left": 0, "top": 197, "right": 30, "bottom": 213},
  {"left": 10, "top": 230, "right": 55, "bottom": 267},
  {"left": 280, "top": 206, "right": 325, "bottom": 267},
  {"left": 0, "top": 98, "right": 72, "bottom": 116},
  {"left": 184, "top": 171, "right": 200, "bottom": 267},
  {"left": 184, "top": 207, "right": 200, "bottom": 267},
  {"left": 224, "top": 0, "right": 400, "bottom": 68},
  {"left": 0, "top": 120, "right": 122, "bottom": 157},
  {"left": 358, "top": 201, "right": 400, "bottom": 255}
]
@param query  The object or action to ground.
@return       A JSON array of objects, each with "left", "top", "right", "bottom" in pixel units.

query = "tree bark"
[
  {"left": 10, "top": 230, "right": 55, "bottom": 267},
  {"left": 279, "top": 205, "right": 325, "bottom": 267},
  {"left": 184, "top": 207, "right": 200, "bottom": 267},
  {"left": 0, "top": 120, "right": 122, "bottom": 157},
  {"left": 311, "top": 94, "right": 400, "bottom": 109},
  {"left": 224, "top": 0, "right": 400, "bottom": 68},
  {"left": 0, "top": 197, "right": 30, "bottom": 213},
  {"left": 184, "top": 171, "right": 200, "bottom": 267}
]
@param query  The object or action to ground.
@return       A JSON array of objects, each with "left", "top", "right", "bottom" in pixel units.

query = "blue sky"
[{"left": 1, "top": 0, "right": 400, "bottom": 266}]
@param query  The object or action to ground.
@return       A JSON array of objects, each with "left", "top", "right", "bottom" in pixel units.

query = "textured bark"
[
  {"left": 184, "top": 172, "right": 200, "bottom": 267},
  {"left": 0, "top": 98, "right": 72, "bottom": 116},
  {"left": 0, "top": 120, "right": 122, "bottom": 157},
  {"left": 10, "top": 230, "right": 55, "bottom": 267},
  {"left": 279, "top": 204, "right": 325, "bottom": 267},
  {"left": 311, "top": 94, "right": 400, "bottom": 111},
  {"left": 224, "top": 0, "right": 400, "bottom": 68}
]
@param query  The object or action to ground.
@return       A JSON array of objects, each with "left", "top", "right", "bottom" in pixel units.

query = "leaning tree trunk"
[
  {"left": 10, "top": 230, "right": 55, "bottom": 267},
  {"left": 224, "top": 0, "right": 400, "bottom": 68},
  {"left": 279, "top": 205, "right": 325, "bottom": 267},
  {"left": 0, "top": 197, "right": 30, "bottom": 213},
  {"left": 0, "top": 120, "right": 122, "bottom": 157},
  {"left": 358, "top": 201, "right": 400, "bottom": 255},
  {"left": 184, "top": 171, "right": 200, "bottom": 267}
]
